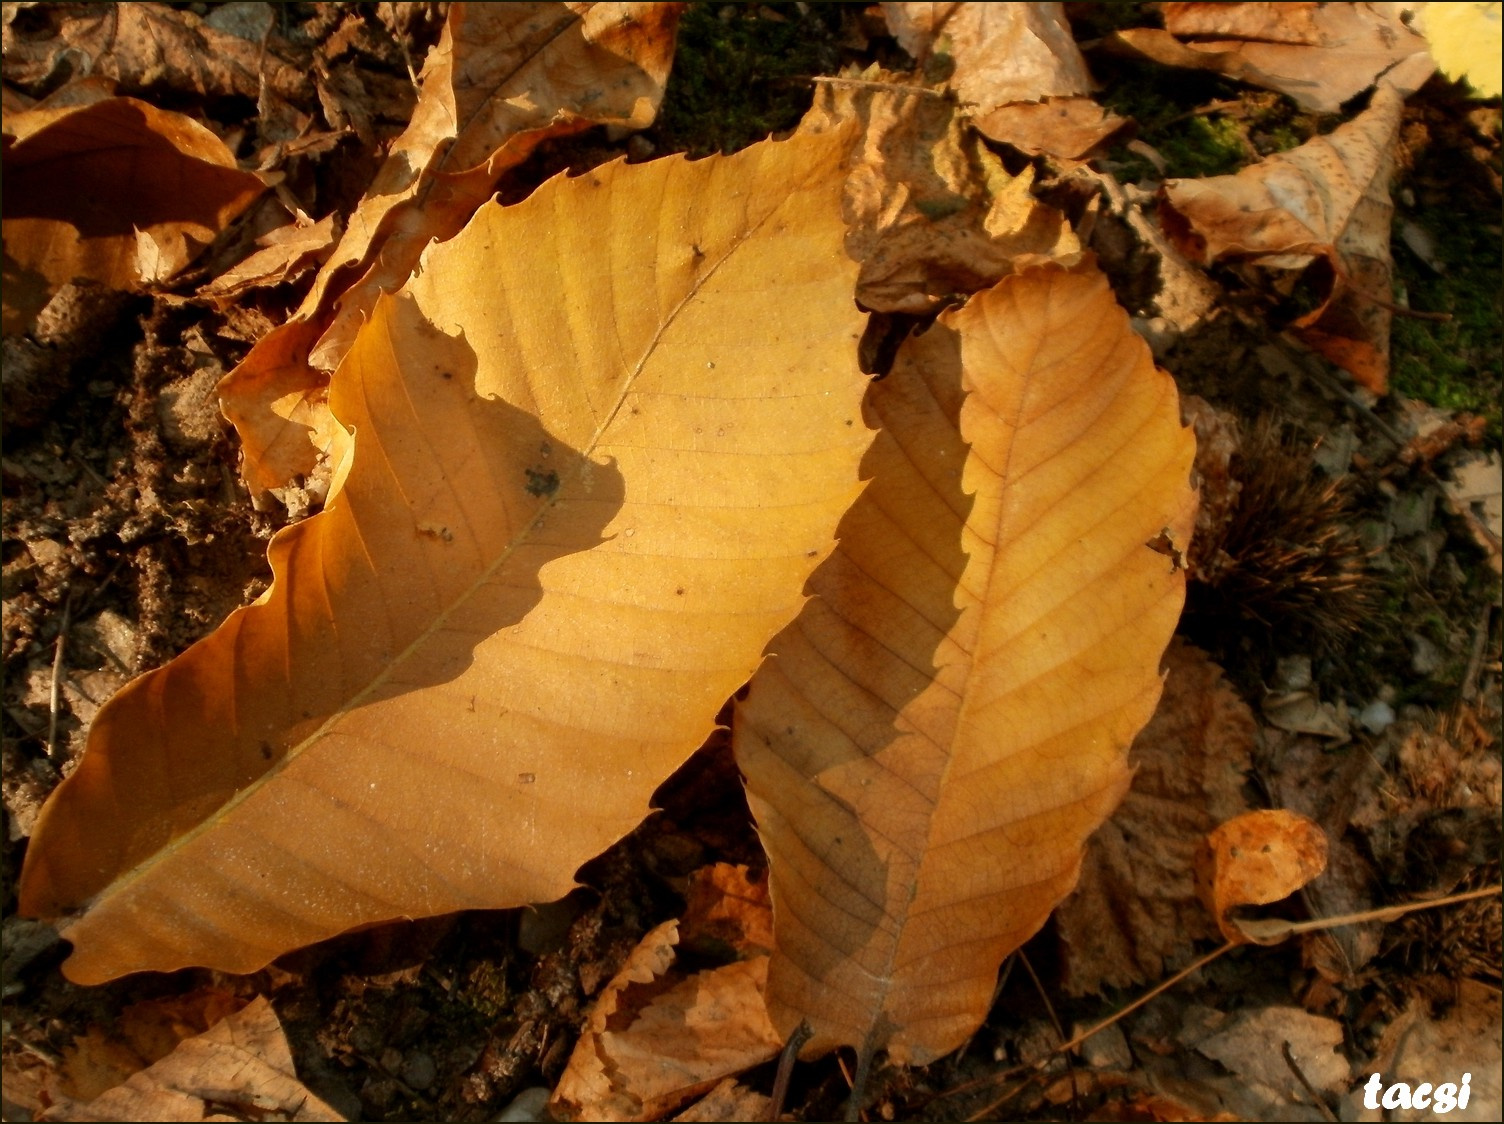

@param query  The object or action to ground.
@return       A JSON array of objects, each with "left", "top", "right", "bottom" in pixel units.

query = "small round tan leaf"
[{"left": 1194, "top": 809, "right": 1329, "bottom": 945}]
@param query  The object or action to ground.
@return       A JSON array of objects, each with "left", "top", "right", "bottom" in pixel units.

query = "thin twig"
[
  {"left": 1283, "top": 1041, "right": 1340, "bottom": 1121},
  {"left": 1274, "top": 331, "right": 1410, "bottom": 449},
  {"left": 845, "top": 1043, "right": 875, "bottom": 1123},
  {"left": 1018, "top": 948, "right": 1081, "bottom": 1118},
  {"left": 809, "top": 75, "right": 946, "bottom": 97},
  {"left": 46, "top": 584, "right": 74, "bottom": 763},
  {"left": 1249, "top": 885, "right": 1502, "bottom": 937},
  {"left": 1054, "top": 941, "right": 1236, "bottom": 1057},
  {"left": 941, "top": 892, "right": 1503, "bottom": 1115},
  {"left": 1345, "top": 285, "right": 1454, "bottom": 321},
  {"left": 949, "top": 943, "right": 1237, "bottom": 1118},
  {"left": 1461, "top": 603, "right": 1494, "bottom": 702},
  {"left": 1164, "top": 98, "right": 1246, "bottom": 125},
  {"left": 1018, "top": 949, "right": 1066, "bottom": 1044},
  {"left": 767, "top": 1020, "right": 812, "bottom": 1122},
  {"left": 966, "top": 1072, "right": 1034, "bottom": 1122}
]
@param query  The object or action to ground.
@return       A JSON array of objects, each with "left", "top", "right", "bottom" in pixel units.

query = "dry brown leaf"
[
  {"left": 880, "top": 2, "right": 1128, "bottom": 159},
  {"left": 38, "top": 996, "right": 343, "bottom": 1122},
  {"left": 219, "top": 1, "right": 684, "bottom": 492},
  {"left": 670, "top": 1078, "right": 771, "bottom": 1122},
  {"left": 1192, "top": 1006, "right": 1348, "bottom": 1102},
  {"left": 882, "top": 1, "right": 1093, "bottom": 103},
  {"left": 1, "top": 86, "right": 265, "bottom": 335},
  {"left": 0, "top": 2, "right": 308, "bottom": 108},
  {"left": 973, "top": 97, "right": 1132, "bottom": 162},
  {"left": 1194, "top": 809, "right": 1329, "bottom": 945},
  {"left": 50, "top": 989, "right": 247, "bottom": 1104},
  {"left": 798, "top": 73, "right": 1079, "bottom": 316},
  {"left": 680, "top": 864, "right": 775, "bottom": 959},
  {"left": 198, "top": 213, "right": 340, "bottom": 305},
  {"left": 1440, "top": 450, "right": 1503, "bottom": 572},
  {"left": 18, "top": 130, "right": 871, "bottom": 983},
  {"left": 1057, "top": 639, "right": 1256, "bottom": 996},
  {"left": 1355, "top": 979, "right": 1504, "bottom": 1121},
  {"left": 550, "top": 922, "right": 783, "bottom": 1122},
  {"left": 1109, "top": 4, "right": 1435, "bottom": 113},
  {"left": 1159, "top": 83, "right": 1404, "bottom": 392},
  {"left": 733, "top": 261, "right": 1197, "bottom": 1064}
]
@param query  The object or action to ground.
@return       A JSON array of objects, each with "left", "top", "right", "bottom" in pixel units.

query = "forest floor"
[{"left": 2, "top": 4, "right": 1500, "bottom": 1122}]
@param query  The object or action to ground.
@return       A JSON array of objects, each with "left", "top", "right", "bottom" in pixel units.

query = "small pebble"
[
  {"left": 401, "top": 1050, "right": 437, "bottom": 1091},
  {"left": 1359, "top": 699, "right": 1395, "bottom": 734},
  {"left": 495, "top": 1086, "right": 551, "bottom": 1122}
]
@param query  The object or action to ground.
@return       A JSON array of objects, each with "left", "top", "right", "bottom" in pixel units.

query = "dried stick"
[
  {"left": 1283, "top": 1040, "right": 1340, "bottom": 1122},
  {"left": 46, "top": 584, "right": 74, "bottom": 763},
  {"left": 766, "top": 1020, "right": 812, "bottom": 1122}
]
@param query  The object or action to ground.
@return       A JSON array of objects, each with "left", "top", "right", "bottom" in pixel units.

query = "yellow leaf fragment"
[
  {"left": 19, "top": 130, "right": 870, "bottom": 984},
  {"left": 734, "top": 261, "right": 1197, "bottom": 1064},
  {"left": 218, "top": 1, "right": 683, "bottom": 491},
  {"left": 1417, "top": 2, "right": 1504, "bottom": 98},
  {"left": 1, "top": 86, "right": 264, "bottom": 335}
]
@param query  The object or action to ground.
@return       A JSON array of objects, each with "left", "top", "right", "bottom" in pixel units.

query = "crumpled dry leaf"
[
  {"left": 549, "top": 921, "right": 783, "bottom": 1123},
  {"left": 1262, "top": 656, "right": 1352, "bottom": 740},
  {"left": 1262, "top": 691, "right": 1353, "bottom": 739},
  {"left": 38, "top": 996, "right": 343, "bottom": 1122},
  {"left": 798, "top": 71, "right": 1079, "bottom": 316},
  {"left": 1191, "top": 1006, "right": 1349, "bottom": 1103},
  {"left": 680, "top": 864, "right": 774, "bottom": 959},
  {"left": 1440, "top": 450, "right": 1503, "bottom": 572},
  {"left": 219, "top": 1, "right": 684, "bottom": 493},
  {"left": 198, "top": 212, "right": 340, "bottom": 305},
  {"left": 18, "top": 130, "right": 871, "bottom": 983},
  {"left": 1159, "top": 83, "right": 1404, "bottom": 392},
  {"left": 1416, "top": 1, "right": 1504, "bottom": 98},
  {"left": 976, "top": 97, "right": 1133, "bottom": 162},
  {"left": 1057, "top": 640, "right": 1256, "bottom": 996},
  {"left": 1349, "top": 979, "right": 1504, "bottom": 1122},
  {"left": 1, "top": 84, "right": 266, "bottom": 335},
  {"left": 1109, "top": 3, "right": 1435, "bottom": 114},
  {"left": 670, "top": 1079, "right": 770, "bottom": 1123},
  {"left": 49, "top": 989, "right": 247, "bottom": 1104},
  {"left": 734, "top": 261, "right": 1197, "bottom": 1065},
  {"left": 883, "top": 1, "right": 1093, "bottom": 103},
  {"left": 1194, "top": 809, "right": 1329, "bottom": 945},
  {"left": 880, "top": 2, "right": 1128, "bottom": 159},
  {"left": 0, "top": 2, "right": 308, "bottom": 108}
]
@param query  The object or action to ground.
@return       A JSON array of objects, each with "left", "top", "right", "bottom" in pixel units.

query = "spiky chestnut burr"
[{"left": 1185, "top": 405, "right": 1378, "bottom": 654}]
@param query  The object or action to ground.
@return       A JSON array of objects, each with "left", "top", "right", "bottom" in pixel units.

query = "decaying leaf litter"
[{"left": 2, "top": 3, "right": 1500, "bottom": 1122}]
